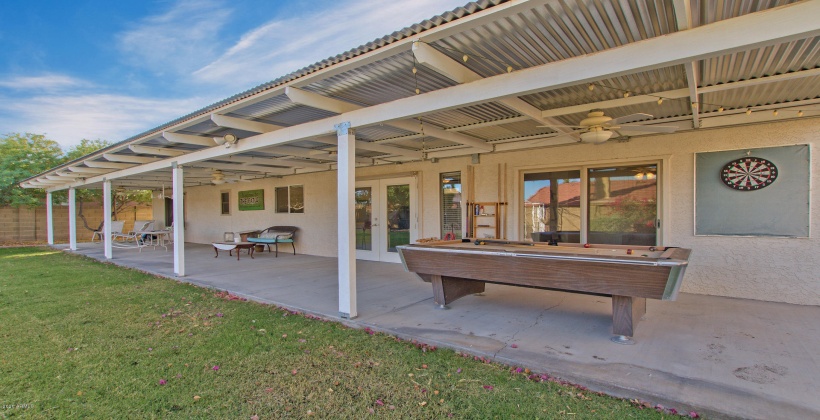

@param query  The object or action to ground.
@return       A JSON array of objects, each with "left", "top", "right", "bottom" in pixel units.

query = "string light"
[
  {"left": 462, "top": 54, "right": 469, "bottom": 62},
  {"left": 623, "top": 92, "right": 630, "bottom": 98},
  {"left": 657, "top": 98, "right": 663, "bottom": 105},
  {"left": 692, "top": 102, "right": 698, "bottom": 109},
  {"left": 588, "top": 84, "right": 595, "bottom": 91},
  {"left": 506, "top": 66, "right": 513, "bottom": 73},
  {"left": 415, "top": 88, "right": 420, "bottom": 95},
  {"left": 772, "top": 110, "right": 778, "bottom": 116},
  {"left": 746, "top": 108, "right": 752, "bottom": 115},
  {"left": 412, "top": 67, "right": 417, "bottom": 74},
  {"left": 797, "top": 110, "right": 804, "bottom": 117},
  {"left": 718, "top": 106, "right": 724, "bottom": 112}
]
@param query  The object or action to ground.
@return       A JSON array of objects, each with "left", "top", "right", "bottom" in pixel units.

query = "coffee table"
[{"left": 212, "top": 242, "right": 255, "bottom": 260}]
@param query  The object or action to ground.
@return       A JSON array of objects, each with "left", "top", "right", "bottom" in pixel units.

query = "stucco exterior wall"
[{"left": 176, "top": 118, "right": 818, "bottom": 305}]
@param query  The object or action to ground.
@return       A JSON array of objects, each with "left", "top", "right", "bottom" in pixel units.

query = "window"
[
  {"left": 275, "top": 185, "right": 304, "bottom": 213},
  {"left": 220, "top": 192, "right": 230, "bottom": 215},
  {"left": 523, "top": 170, "right": 581, "bottom": 242},
  {"left": 522, "top": 163, "right": 660, "bottom": 246},
  {"left": 440, "top": 172, "right": 462, "bottom": 240}
]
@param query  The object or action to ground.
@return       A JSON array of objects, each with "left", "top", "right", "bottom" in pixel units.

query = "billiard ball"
[{"left": 583, "top": 243, "right": 590, "bottom": 248}]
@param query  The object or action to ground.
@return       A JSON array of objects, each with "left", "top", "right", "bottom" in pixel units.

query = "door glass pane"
[
  {"left": 355, "top": 187, "right": 372, "bottom": 251},
  {"left": 588, "top": 165, "right": 657, "bottom": 245},
  {"left": 440, "top": 172, "right": 462, "bottom": 240},
  {"left": 386, "top": 184, "right": 410, "bottom": 252},
  {"left": 524, "top": 170, "right": 581, "bottom": 243}
]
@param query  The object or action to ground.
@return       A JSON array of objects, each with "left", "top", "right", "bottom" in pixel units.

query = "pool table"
[{"left": 397, "top": 239, "right": 691, "bottom": 342}]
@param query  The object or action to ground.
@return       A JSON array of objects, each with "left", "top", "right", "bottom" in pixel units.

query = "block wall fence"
[{"left": 0, "top": 203, "right": 152, "bottom": 243}]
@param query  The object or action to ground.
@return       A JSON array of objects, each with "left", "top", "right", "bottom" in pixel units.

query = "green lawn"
[{"left": 0, "top": 247, "right": 691, "bottom": 419}]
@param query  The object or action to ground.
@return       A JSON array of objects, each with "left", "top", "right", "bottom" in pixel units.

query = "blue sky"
[{"left": 0, "top": 0, "right": 467, "bottom": 149}]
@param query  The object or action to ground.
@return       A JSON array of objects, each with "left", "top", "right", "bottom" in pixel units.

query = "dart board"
[{"left": 721, "top": 157, "right": 778, "bottom": 190}]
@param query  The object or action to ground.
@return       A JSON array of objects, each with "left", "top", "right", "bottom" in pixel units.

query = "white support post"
[
  {"left": 103, "top": 180, "right": 113, "bottom": 259},
  {"left": 46, "top": 192, "right": 54, "bottom": 245},
  {"left": 68, "top": 188, "right": 77, "bottom": 250},
  {"left": 336, "top": 122, "right": 357, "bottom": 319},
  {"left": 172, "top": 163, "right": 185, "bottom": 276}
]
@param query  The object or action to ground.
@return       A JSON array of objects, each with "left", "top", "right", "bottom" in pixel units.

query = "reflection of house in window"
[
  {"left": 524, "top": 171, "right": 581, "bottom": 240},
  {"left": 524, "top": 165, "right": 657, "bottom": 245}
]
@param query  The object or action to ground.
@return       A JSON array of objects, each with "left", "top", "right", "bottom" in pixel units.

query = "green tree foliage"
[{"left": 0, "top": 133, "right": 64, "bottom": 207}]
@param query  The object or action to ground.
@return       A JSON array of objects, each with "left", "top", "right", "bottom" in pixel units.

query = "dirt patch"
[
  {"left": 733, "top": 364, "right": 787, "bottom": 384},
  {"left": 704, "top": 343, "right": 725, "bottom": 362}
]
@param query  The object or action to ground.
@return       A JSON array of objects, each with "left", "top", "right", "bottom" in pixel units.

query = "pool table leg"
[
  {"left": 430, "top": 275, "right": 486, "bottom": 308},
  {"left": 611, "top": 295, "right": 646, "bottom": 343}
]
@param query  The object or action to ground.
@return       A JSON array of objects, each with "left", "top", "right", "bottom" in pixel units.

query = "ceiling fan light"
[{"left": 579, "top": 130, "right": 614, "bottom": 144}]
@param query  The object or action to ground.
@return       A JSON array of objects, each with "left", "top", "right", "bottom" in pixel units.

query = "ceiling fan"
[
  {"left": 539, "top": 110, "right": 679, "bottom": 144},
  {"left": 210, "top": 169, "right": 251, "bottom": 185}
]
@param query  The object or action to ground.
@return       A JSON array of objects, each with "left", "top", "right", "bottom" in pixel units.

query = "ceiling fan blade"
[
  {"left": 609, "top": 113, "right": 654, "bottom": 125},
  {"left": 616, "top": 125, "right": 679, "bottom": 133}
]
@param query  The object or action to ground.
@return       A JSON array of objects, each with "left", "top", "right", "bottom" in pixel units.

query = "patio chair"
[
  {"left": 91, "top": 220, "right": 125, "bottom": 242},
  {"left": 247, "top": 226, "right": 298, "bottom": 257},
  {"left": 113, "top": 220, "right": 153, "bottom": 245}
]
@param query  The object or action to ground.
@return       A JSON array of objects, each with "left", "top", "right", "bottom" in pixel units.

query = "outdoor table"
[{"left": 212, "top": 242, "right": 255, "bottom": 260}]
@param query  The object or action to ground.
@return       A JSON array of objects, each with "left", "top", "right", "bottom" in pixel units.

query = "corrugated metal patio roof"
[{"left": 21, "top": 0, "right": 820, "bottom": 190}]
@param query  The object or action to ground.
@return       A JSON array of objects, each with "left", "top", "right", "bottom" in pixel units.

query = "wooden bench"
[{"left": 247, "top": 226, "right": 298, "bottom": 257}]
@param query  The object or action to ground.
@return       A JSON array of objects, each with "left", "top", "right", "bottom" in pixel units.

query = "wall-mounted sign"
[
  {"left": 721, "top": 157, "right": 778, "bottom": 191},
  {"left": 238, "top": 189, "right": 264, "bottom": 211}
]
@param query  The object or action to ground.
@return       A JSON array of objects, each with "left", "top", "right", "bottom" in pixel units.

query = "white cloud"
[
  {"left": 192, "top": 0, "right": 467, "bottom": 89},
  {"left": 0, "top": 93, "right": 204, "bottom": 148},
  {"left": 117, "top": 0, "right": 233, "bottom": 75},
  {"left": 0, "top": 74, "right": 90, "bottom": 91}
]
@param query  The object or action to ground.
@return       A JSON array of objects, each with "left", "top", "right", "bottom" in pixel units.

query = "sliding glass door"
[{"left": 522, "top": 163, "right": 660, "bottom": 246}]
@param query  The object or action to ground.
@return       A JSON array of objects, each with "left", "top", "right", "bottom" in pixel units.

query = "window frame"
[
  {"left": 439, "top": 171, "right": 463, "bottom": 240},
  {"left": 275, "top": 185, "right": 305, "bottom": 214},
  {"left": 220, "top": 191, "right": 231, "bottom": 215},
  {"left": 518, "top": 158, "right": 669, "bottom": 245}
]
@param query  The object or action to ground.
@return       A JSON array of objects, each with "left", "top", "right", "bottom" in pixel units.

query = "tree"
[
  {"left": 0, "top": 133, "right": 64, "bottom": 207},
  {"left": 60, "top": 139, "right": 152, "bottom": 231}
]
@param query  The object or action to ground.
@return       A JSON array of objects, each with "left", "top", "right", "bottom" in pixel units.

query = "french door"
[{"left": 355, "top": 177, "right": 417, "bottom": 263}]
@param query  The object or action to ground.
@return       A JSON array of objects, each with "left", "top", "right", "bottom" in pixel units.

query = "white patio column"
[
  {"left": 68, "top": 187, "right": 77, "bottom": 250},
  {"left": 336, "top": 122, "right": 357, "bottom": 319},
  {"left": 172, "top": 162, "right": 185, "bottom": 276},
  {"left": 46, "top": 192, "right": 54, "bottom": 245},
  {"left": 103, "top": 180, "right": 113, "bottom": 259}
]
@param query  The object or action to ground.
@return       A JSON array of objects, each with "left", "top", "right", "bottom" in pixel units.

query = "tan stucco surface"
[{"left": 177, "top": 118, "right": 819, "bottom": 305}]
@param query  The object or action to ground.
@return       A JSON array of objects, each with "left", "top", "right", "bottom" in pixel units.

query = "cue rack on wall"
[{"left": 468, "top": 202, "right": 501, "bottom": 239}]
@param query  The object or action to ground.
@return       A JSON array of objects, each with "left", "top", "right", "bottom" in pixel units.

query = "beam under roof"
[
  {"left": 210, "top": 114, "right": 283, "bottom": 133},
  {"left": 103, "top": 153, "right": 161, "bottom": 164},
  {"left": 673, "top": 0, "right": 700, "bottom": 129},
  {"left": 412, "top": 41, "right": 577, "bottom": 138},
  {"left": 83, "top": 160, "right": 136, "bottom": 169},
  {"left": 163, "top": 132, "right": 217, "bottom": 147},
  {"left": 41, "top": 1, "right": 820, "bottom": 191},
  {"left": 218, "top": 155, "right": 330, "bottom": 170},
  {"left": 67, "top": 166, "right": 115, "bottom": 174},
  {"left": 540, "top": 68, "right": 820, "bottom": 118},
  {"left": 129, "top": 145, "right": 186, "bottom": 157},
  {"left": 188, "top": 162, "right": 294, "bottom": 176},
  {"left": 285, "top": 86, "right": 493, "bottom": 151}
]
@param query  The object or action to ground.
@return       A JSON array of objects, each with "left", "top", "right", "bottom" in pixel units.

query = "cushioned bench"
[{"left": 247, "top": 226, "right": 298, "bottom": 257}]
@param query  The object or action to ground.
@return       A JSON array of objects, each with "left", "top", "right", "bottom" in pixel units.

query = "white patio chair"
[
  {"left": 113, "top": 220, "right": 153, "bottom": 246},
  {"left": 91, "top": 220, "right": 125, "bottom": 242}
]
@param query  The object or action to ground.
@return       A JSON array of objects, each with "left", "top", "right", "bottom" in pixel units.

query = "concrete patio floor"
[{"left": 58, "top": 242, "right": 818, "bottom": 419}]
